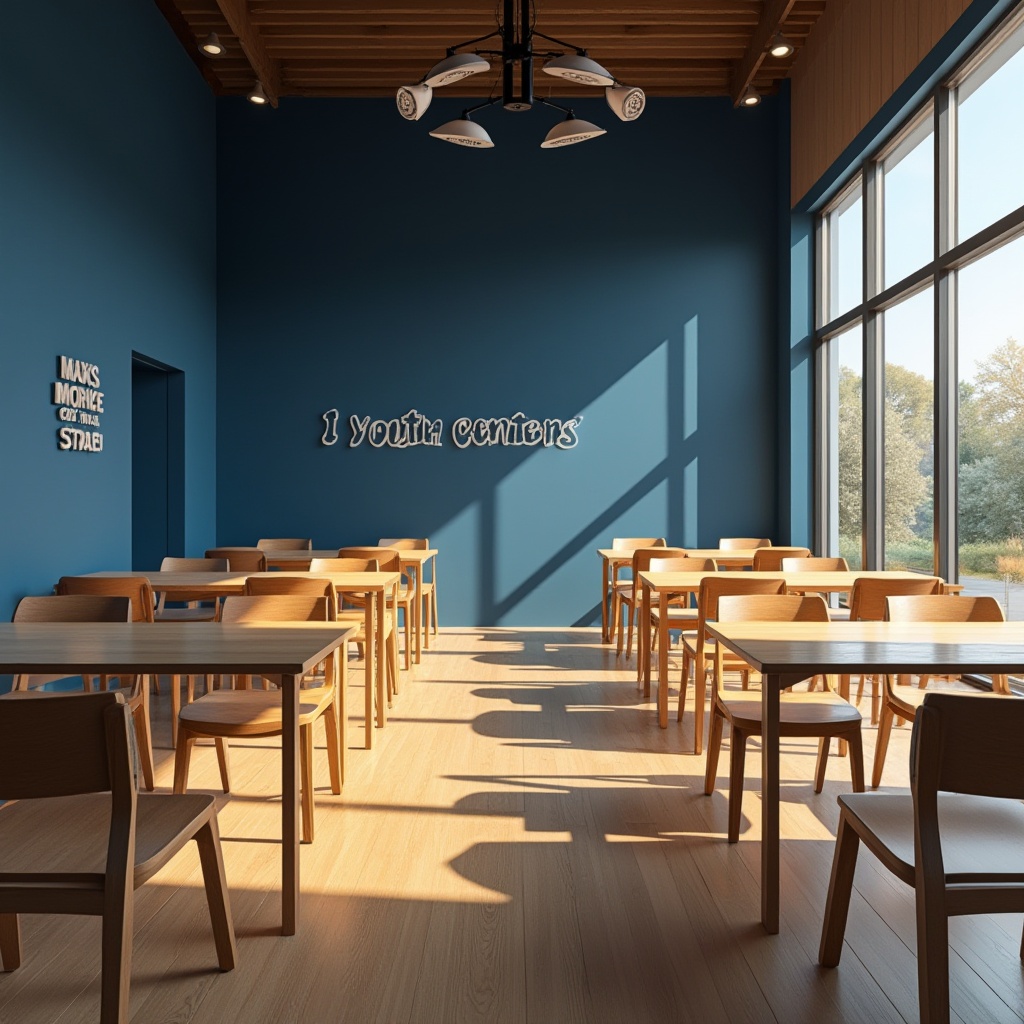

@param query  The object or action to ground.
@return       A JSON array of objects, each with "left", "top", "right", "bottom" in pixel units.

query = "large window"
[{"left": 817, "top": 3, "right": 1024, "bottom": 618}]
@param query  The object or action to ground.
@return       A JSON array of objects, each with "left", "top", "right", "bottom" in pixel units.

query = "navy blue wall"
[
  {"left": 0, "top": 0, "right": 218, "bottom": 622},
  {"left": 217, "top": 95, "right": 783, "bottom": 625}
]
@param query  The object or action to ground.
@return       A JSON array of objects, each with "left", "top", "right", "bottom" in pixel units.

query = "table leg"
[
  {"left": 762, "top": 672, "right": 781, "bottom": 934},
  {"left": 641, "top": 582, "right": 652, "bottom": 698},
  {"left": 657, "top": 592, "right": 669, "bottom": 728},
  {"left": 282, "top": 672, "right": 300, "bottom": 935},
  {"left": 601, "top": 558, "right": 610, "bottom": 642},
  {"left": 376, "top": 589, "right": 387, "bottom": 725},
  {"left": 364, "top": 598, "right": 375, "bottom": 747}
]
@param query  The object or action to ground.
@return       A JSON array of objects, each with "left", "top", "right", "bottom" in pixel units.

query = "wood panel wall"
[{"left": 789, "top": 0, "right": 972, "bottom": 206}]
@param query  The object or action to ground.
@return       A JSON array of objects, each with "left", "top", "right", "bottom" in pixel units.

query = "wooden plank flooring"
[{"left": 2, "top": 628, "right": 1022, "bottom": 1023}]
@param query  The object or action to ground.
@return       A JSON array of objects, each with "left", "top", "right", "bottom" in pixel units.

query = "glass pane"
[
  {"left": 957, "top": 234, "right": 1024, "bottom": 618},
  {"left": 826, "top": 183, "right": 862, "bottom": 321},
  {"left": 834, "top": 325, "right": 863, "bottom": 570},
  {"left": 881, "top": 115, "right": 933, "bottom": 288},
  {"left": 957, "top": 25, "right": 1024, "bottom": 242},
  {"left": 883, "top": 288, "right": 934, "bottom": 572}
]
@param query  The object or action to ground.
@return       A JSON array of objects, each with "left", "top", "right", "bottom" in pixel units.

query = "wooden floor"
[{"left": 2, "top": 628, "right": 1023, "bottom": 1023}]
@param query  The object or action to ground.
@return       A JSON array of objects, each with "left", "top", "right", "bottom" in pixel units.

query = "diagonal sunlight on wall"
[{"left": 494, "top": 342, "right": 671, "bottom": 624}]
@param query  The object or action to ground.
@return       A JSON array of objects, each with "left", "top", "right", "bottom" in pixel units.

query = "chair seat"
[
  {"left": 0, "top": 792, "right": 217, "bottom": 885},
  {"left": 155, "top": 606, "right": 219, "bottom": 622},
  {"left": 838, "top": 792, "right": 1024, "bottom": 886},
  {"left": 885, "top": 679, "right": 1002, "bottom": 717},
  {"left": 721, "top": 690, "right": 862, "bottom": 730},
  {"left": 178, "top": 686, "right": 334, "bottom": 737},
  {"left": 650, "top": 607, "right": 698, "bottom": 623},
  {"left": 827, "top": 606, "right": 851, "bottom": 621}
]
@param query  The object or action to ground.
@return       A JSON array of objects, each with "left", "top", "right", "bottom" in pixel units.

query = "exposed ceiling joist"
[
  {"left": 730, "top": 0, "right": 796, "bottom": 106},
  {"left": 214, "top": 0, "right": 282, "bottom": 106}
]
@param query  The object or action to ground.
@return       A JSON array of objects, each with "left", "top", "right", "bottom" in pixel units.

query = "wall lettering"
[
  {"left": 53, "top": 355, "right": 104, "bottom": 452},
  {"left": 321, "top": 407, "right": 581, "bottom": 450}
]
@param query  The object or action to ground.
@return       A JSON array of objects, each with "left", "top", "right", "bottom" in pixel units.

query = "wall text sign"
[
  {"left": 321, "top": 408, "right": 582, "bottom": 450},
  {"left": 53, "top": 355, "right": 104, "bottom": 452}
]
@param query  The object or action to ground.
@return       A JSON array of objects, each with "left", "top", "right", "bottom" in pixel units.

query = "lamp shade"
[
  {"left": 428, "top": 118, "right": 495, "bottom": 148},
  {"left": 248, "top": 82, "right": 268, "bottom": 105},
  {"left": 605, "top": 84, "right": 645, "bottom": 121},
  {"left": 542, "top": 54, "right": 614, "bottom": 87},
  {"left": 424, "top": 53, "right": 490, "bottom": 87},
  {"left": 540, "top": 116, "right": 606, "bottom": 148},
  {"left": 396, "top": 84, "right": 433, "bottom": 121},
  {"left": 740, "top": 86, "right": 761, "bottom": 107},
  {"left": 768, "top": 32, "right": 795, "bottom": 58},
  {"left": 201, "top": 32, "right": 225, "bottom": 56}
]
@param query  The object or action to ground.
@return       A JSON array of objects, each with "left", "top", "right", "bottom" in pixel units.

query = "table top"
[
  {"left": 639, "top": 569, "right": 931, "bottom": 593},
  {"left": 84, "top": 570, "right": 400, "bottom": 594},
  {"left": 705, "top": 620, "right": 1024, "bottom": 676},
  {"left": 265, "top": 549, "right": 437, "bottom": 567},
  {"left": 0, "top": 621, "right": 356, "bottom": 676},
  {"left": 598, "top": 547, "right": 757, "bottom": 562}
]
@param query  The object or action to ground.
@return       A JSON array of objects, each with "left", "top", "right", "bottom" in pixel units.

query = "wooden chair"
[
  {"left": 338, "top": 547, "right": 412, "bottom": 673},
  {"left": 173, "top": 595, "right": 343, "bottom": 844},
  {"left": 154, "top": 556, "right": 228, "bottom": 622},
  {"left": 204, "top": 547, "right": 268, "bottom": 573},
  {"left": 54, "top": 577, "right": 157, "bottom": 792},
  {"left": 0, "top": 691, "right": 236, "bottom": 1023},
  {"left": 819, "top": 692, "right": 1024, "bottom": 1024},
  {"left": 676, "top": 575, "right": 787, "bottom": 753},
  {"left": 608, "top": 538, "right": 665, "bottom": 643},
  {"left": 705, "top": 595, "right": 865, "bottom": 842},
  {"left": 612, "top": 547, "right": 687, "bottom": 659},
  {"left": 718, "top": 537, "right": 771, "bottom": 550},
  {"left": 871, "top": 595, "right": 1014, "bottom": 788},
  {"left": 780, "top": 556, "right": 851, "bottom": 620},
  {"left": 644, "top": 556, "right": 716, "bottom": 677},
  {"left": 378, "top": 537, "right": 437, "bottom": 647},
  {"left": 843, "top": 576, "right": 944, "bottom": 722},
  {"left": 751, "top": 546, "right": 811, "bottom": 571}
]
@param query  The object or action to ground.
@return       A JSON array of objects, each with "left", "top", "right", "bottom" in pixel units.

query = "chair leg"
[
  {"left": 300, "top": 724, "right": 314, "bottom": 844},
  {"left": 171, "top": 675, "right": 181, "bottom": 748},
  {"left": 727, "top": 727, "right": 747, "bottom": 843},
  {"left": 324, "top": 704, "right": 342, "bottom": 794},
  {"left": 678, "top": 649, "right": 691, "bottom": 722},
  {"left": 847, "top": 729, "right": 865, "bottom": 792},
  {"left": 173, "top": 732, "right": 195, "bottom": 794},
  {"left": 814, "top": 736, "right": 830, "bottom": 794},
  {"left": 872, "top": 699, "right": 895, "bottom": 789},
  {"left": 214, "top": 738, "right": 231, "bottom": 793},
  {"left": 99, "top": 877, "right": 133, "bottom": 1024},
  {"left": 0, "top": 914, "right": 21, "bottom": 971},
  {"left": 704, "top": 708, "right": 724, "bottom": 796},
  {"left": 818, "top": 812, "right": 861, "bottom": 967},
  {"left": 614, "top": 593, "right": 624, "bottom": 655},
  {"left": 194, "top": 818, "right": 238, "bottom": 971},
  {"left": 431, "top": 579, "right": 439, "bottom": 635},
  {"left": 132, "top": 693, "right": 155, "bottom": 793},
  {"left": 626, "top": 604, "right": 636, "bottom": 658},
  {"left": 916, "top": 878, "right": 951, "bottom": 1024},
  {"left": 386, "top": 631, "right": 398, "bottom": 704},
  {"left": 403, "top": 606, "right": 411, "bottom": 671}
]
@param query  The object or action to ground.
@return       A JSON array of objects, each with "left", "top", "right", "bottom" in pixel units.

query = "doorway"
[{"left": 132, "top": 353, "right": 184, "bottom": 569}]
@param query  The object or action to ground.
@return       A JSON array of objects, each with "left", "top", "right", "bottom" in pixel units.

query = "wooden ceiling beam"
[
  {"left": 730, "top": 0, "right": 795, "bottom": 106},
  {"left": 213, "top": 0, "right": 282, "bottom": 106},
  {"left": 247, "top": 1, "right": 763, "bottom": 15}
]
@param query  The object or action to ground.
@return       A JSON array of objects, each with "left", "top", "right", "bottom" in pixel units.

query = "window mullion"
[{"left": 863, "top": 162, "right": 884, "bottom": 570}]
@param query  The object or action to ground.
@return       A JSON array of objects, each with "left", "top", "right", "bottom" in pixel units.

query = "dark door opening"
[{"left": 132, "top": 353, "right": 184, "bottom": 569}]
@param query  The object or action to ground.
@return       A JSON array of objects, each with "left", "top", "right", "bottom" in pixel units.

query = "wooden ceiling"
[{"left": 156, "top": 0, "right": 827, "bottom": 108}]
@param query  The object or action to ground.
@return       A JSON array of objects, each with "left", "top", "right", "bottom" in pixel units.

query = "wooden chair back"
[
  {"left": 377, "top": 538, "right": 428, "bottom": 550},
  {"left": 12, "top": 595, "right": 130, "bottom": 623},
  {"left": 780, "top": 556, "right": 849, "bottom": 572},
  {"left": 219, "top": 595, "right": 330, "bottom": 624},
  {"left": 337, "top": 547, "right": 401, "bottom": 573},
  {"left": 885, "top": 594, "right": 1004, "bottom": 623},
  {"left": 309, "top": 557, "right": 378, "bottom": 573},
  {"left": 717, "top": 594, "right": 830, "bottom": 623},
  {"left": 848, "top": 576, "right": 943, "bottom": 621},
  {"left": 649, "top": 556, "right": 717, "bottom": 572},
  {"left": 56, "top": 576, "right": 155, "bottom": 623},
  {"left": 751, "top": 546, "right": 812, "bottom": 571},
  {"left": 612, "top": 537, "right": 665, "bottom": 549},
  {"left": 159, "top": 557, "right": 229, "bottom": 572},
  {"left": 256, "top": 538, "right": 312, "bottom": 551},
  {"left": 205, "top": 547, "right": 268, "bottom": 572},
  {"left": 692, "top": 576, "right": 788, "bottom": 673},
  {"left": 718, "top": 537, "right": 771, "bottom": 550},
  {"left": 245, "top": 576, "right": 338, "bottom": 618}
]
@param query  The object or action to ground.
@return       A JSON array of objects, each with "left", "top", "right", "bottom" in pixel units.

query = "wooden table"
[
  {"left": 0, "top": 620, "right": 355, "bottom": 935},
  {"left": 87, "top": 570, "right": 400, "bottom": 746},
  {"left": 597, "top": 547, "right": 758, "bottom": 642},
  {"left": 263, "top": 550, "right": 438, "bottom": 664},
  {"left": 637, "top": 570, "right": 931, "bottom": 736},
  {"left": 702, "top": 619, "right": 1024, "bottom": 934}
]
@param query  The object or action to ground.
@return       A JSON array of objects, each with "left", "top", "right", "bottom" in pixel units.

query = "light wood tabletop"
[
  {"left": 262, "top": 550, "right": 438, "bottom": 664},
  {"left": 637, "top": 570, "right": 937, "bottom": 732},
  {"left": 597, "top": 547, "right": 758, "bottom": 642},
  {"left": 0, "top": 620, "right": 356, "bottom": 936},
  {"left": 702, "top": 618, "right": 1024, "bottom": 935}
]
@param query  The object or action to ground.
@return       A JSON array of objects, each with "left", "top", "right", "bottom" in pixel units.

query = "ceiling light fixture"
[
  {"left": 740, "top": 86, "right": 761, "bottom": 107},
  {"left": 768, "top": 32, "right": 795, "bottom": 59},
  {"left": 201, "top": 32, "right": 225, "bottom": 56},
  {"left": 248, "top": 82, "right": 268, "bottom": 105},
  {"left": 396, "top": 0, "right": 644, "bottom": 149}
]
